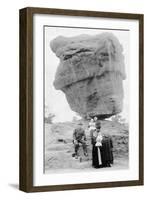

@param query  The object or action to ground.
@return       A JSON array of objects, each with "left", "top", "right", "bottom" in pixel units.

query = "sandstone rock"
[{"left": 50, "top": 33, "right": 126, "bottom": 118}]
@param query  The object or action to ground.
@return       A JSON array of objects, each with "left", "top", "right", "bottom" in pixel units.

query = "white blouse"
[{"left": 95, "top": 133, "right": 103, "bottom": 147}]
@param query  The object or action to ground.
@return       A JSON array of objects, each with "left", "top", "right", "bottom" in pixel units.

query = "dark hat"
[{"left": 95, "top": 121, "right": 101, "bottom": 128}]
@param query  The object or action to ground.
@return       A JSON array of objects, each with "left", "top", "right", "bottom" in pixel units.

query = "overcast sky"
[{"left": 45, "top": 26, "right": 129, "bottom": 123}]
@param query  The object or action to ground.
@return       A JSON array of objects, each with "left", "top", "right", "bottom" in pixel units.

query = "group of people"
[{"left": 73, "top": 117, "right": 113, "bottom": 168}]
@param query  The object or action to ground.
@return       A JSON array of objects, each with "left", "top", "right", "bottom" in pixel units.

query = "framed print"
[{"left": 19, "top": 7, "right": 144, "bottom": 192}]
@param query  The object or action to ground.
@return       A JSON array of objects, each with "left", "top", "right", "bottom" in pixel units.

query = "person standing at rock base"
[
  {"left": 91, "top": 121, "right": 114, "bottom": 168},
  {"left": 88, "top": 118, "right": 96, "bottom": 136},
  {"left": 73, "top": 123, "right": 88, "bottom": 159},
  {"left": 91, "top": 121, "right": 103, "bottom": 168}
]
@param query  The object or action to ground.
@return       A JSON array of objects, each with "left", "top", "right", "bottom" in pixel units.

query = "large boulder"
[{"left": 50, "top": 33, "right": 126, "bottom": 119}]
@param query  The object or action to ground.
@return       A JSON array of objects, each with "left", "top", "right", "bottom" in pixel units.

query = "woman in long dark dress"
[
  {"left": 101, "top": 135, "right": 113, "bottom": 167},
  {"left": 91, "top": 121, "right": 103, "bottom": 168},
  {"left": 91, "top": 121, "right": 114, "bottom": 168}
]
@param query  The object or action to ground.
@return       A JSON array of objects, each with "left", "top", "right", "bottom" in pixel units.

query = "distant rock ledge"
[{"left": 50, "top": 33, "right": 126, "bottom": 119}]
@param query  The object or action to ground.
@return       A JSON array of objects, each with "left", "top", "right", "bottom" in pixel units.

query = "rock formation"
[{"left": 50, "top": 33, "right": 126, "bottom": 119}]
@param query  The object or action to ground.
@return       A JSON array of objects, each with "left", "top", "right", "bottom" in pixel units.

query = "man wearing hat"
[{"left": 73, "top": 123, "right": 88, "bottom": 159}]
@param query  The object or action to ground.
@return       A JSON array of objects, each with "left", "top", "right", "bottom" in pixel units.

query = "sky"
[{"left": 45, "top": 26, "right": 129, "bottom": 123}]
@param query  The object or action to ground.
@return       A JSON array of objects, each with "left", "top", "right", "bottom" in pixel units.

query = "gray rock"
[{"left": 50, "top": 33, "right": 126, "bottom": 118}]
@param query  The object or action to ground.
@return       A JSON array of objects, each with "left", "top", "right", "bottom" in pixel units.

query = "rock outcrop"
[{"left": 50, "top": 33, "right": 126, "bottom": 118}]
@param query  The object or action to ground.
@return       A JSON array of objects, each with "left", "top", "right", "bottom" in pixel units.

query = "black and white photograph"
[
  {"left": 44, "top": 26, "right": 129, "bottom": 174},
  {"left": 19, "top": 7, "right": 143, "bottom": 192}
]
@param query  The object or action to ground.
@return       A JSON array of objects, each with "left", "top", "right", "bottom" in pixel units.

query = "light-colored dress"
[{"left": 89, "top": 121, "right": 96, "bottom": 131}]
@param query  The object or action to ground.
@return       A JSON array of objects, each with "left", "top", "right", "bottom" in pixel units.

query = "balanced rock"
[{"left": 50, "top": 33, "right": 126, "bottom": 119}]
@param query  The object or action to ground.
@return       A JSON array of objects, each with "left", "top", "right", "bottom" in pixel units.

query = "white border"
[{"left": 33, "top": 14, "right": 139, "bottom": 186}]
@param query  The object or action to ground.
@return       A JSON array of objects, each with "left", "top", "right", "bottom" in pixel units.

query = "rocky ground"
[{"left": 45, "top": 120, "right": 129, "bottom": 173}]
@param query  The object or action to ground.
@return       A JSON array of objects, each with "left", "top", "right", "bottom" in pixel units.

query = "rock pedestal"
[{"left": 50, "top": 33, "right": 126, "bottom": 118}]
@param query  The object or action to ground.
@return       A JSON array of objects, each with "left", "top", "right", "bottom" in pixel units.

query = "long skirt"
[
  {"left": 101, "top": 138, "right": 113, "bottom": 166},
  {"left": 92, "top": 145, "right": 102, "bottom": 168}
]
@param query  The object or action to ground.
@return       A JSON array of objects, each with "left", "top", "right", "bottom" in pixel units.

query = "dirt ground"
[{"left": 44, "top": 120, "right": 129, "bottom": 173}]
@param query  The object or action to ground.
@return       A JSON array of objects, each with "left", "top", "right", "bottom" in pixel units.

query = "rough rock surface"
[{"left": 50, "top": 33, "right": 126, "bottom": 118}]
